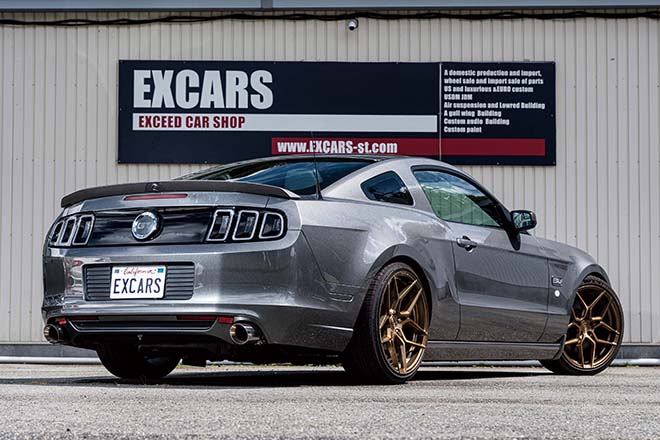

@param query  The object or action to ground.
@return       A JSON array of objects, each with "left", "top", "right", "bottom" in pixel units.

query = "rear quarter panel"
[{"left": 296, "top": 198, "right": 460, "bottom": 340}]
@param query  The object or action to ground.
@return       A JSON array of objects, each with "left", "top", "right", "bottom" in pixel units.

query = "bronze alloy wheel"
[
  {"left": 562, "top": 282, "right": 623, "bottom": 369},
  {"left": 342, "top": 262, "right": 431, "bottom": 384},
  {"left": 542, "top": 276, "right": 624, "bottom": 375},
  {"left": 377, "top": 269, "right": 430, "bottom": 376}
]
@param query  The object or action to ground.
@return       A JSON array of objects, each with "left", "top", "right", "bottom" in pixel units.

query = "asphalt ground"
[{"left": 0, "top": 363, "right": 657, "bottom": 439}]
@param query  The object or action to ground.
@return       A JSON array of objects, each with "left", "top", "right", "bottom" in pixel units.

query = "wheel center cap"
[{"left": 580, "top": 321, "right": 591, "bottom": 334}]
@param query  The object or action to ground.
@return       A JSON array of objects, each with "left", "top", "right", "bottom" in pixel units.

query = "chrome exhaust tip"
[
  {"left": 43, "top": 324, "right": 63, "bottom": 344},
  {"left": 229, "top": 322, "right": 261, "bottom": 345}
]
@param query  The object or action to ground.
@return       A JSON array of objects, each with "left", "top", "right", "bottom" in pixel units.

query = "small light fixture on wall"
[{"left": 346, "top": 18, "right": 359, "bottom": 31}]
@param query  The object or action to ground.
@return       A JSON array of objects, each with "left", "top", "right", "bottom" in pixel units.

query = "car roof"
[
  {"left": 181, "top": 154, "right": 463, "bottom": 180},
  {"left": 177, "top": 155, "right": 467, "bottom": 198},
  {"left": 176, "top": 154, "right": 394, "bottom": 181}
]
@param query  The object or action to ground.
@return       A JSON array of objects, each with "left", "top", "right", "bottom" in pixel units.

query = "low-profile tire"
[
  {"left": 97, "top": 344, "right": 180, "bottom": 380},
  {"left": 342, "top": 262, "right": 430, "bottom": 384},
  {"left": 541, "top": 276, "right": 624, "bottom": 376}
]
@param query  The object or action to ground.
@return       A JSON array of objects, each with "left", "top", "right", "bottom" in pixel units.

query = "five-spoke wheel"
[
  {"left": 542, "top": 276, "right": 623, "bottom": 375},
  {"left": 378, "top": 269, "right": 429, "bottom": 376},
  {"left": 342, "top": 262, "right": 430, "bottom": 384}
]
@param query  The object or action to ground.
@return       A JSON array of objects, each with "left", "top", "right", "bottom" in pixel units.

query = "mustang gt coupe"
[{"left": 42, "top": 155, "right": 623, "bottom": 383}]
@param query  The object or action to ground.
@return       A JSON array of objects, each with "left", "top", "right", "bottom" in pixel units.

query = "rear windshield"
[{"left": 183, "top": 158, "right": 374, "bottom": 196}]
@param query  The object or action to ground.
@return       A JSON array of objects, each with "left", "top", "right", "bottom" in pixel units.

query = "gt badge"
[
  {"left": 132, "top": 211, "right": 161, "bottom": 241},
  {"left": 551, "top": 276, "right": 564, "bottom": 287}
]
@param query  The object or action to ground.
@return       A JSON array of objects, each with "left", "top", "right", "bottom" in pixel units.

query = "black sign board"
[
  {"left": 440, "top": 62, "right": 556, "bottom": 165},
  {"left": 118, "top": 60, "right": 555, "bottom": 165}
]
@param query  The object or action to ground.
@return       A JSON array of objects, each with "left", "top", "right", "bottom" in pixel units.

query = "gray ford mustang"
[{"left": 42, "top": 155, "right": 623, "bottom": 383}]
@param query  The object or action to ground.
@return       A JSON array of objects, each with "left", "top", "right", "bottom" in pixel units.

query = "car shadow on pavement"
[{"left": 0, "top": 367, "right": 549, "bottom": 389}]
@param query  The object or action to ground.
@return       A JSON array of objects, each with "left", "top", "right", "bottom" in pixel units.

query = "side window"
[
  {"left": 413, "top": 169, "right": 503, "bottom": 228},
  {"left": 361, "top": 172, "right": 414, "bottom": 206}
]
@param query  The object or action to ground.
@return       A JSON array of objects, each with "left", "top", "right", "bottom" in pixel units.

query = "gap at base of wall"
[
  {"left": 616, "top": 345, "right": 660, "bottom": 360},
  {"left": 0, "top": 344, "right": 96, "bottom": 358},
  {"left": 0, "top": 343, "right": 658, "bottom": 360}
]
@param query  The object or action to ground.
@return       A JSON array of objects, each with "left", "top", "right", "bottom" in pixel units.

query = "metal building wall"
[{"left": 0, "top": 11, "right": 658, "bottom": 346}]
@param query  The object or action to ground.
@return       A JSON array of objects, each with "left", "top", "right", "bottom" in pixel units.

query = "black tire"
[
  {"left": 541, "top": 276, "right": 624, "bottom": 375},
  {"left": 342, "top": 262, "right": 430, "bottom": 384},
  {"left": 97, "top": 344, "right": 180, "bottom": 380}
]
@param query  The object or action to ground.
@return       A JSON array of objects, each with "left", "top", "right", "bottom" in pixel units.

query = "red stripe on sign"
[
  {"left": 271, "top": 137, "right": 439, "bottom": 156},
  {"left": 441, "top": 138, "right": 546, "bottom": 156}
]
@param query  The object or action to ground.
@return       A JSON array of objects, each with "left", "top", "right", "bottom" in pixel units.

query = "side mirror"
[{"left": 510, "top": 210, "right": 537, "bottom": 232}]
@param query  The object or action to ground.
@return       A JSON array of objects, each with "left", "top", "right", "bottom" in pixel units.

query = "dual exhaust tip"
[
  {"left": 229, "top": 322, "right": 261, "bottom": 345},
  {"left": 43, "top": 324, "right": 63, "bottom": 344}
]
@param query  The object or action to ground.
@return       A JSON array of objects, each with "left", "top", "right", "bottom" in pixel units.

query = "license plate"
[{"left": 110, "top": 266, "right": 166, "bottom": 299}]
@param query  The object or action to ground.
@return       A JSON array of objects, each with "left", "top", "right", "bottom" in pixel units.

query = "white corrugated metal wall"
[{"left": 0, "top": 11, "right": 658, "bottom": 346}]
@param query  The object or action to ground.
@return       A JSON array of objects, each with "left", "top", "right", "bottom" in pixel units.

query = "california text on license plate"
[{"left": 110, "top": 266, "right": 166, "bottom": 299}]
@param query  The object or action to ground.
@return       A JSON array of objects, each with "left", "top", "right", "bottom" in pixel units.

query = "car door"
[{"left": 412, "top": 168, "right": 549, "bottom": 343}]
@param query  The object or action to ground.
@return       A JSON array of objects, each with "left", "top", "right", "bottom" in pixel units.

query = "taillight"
[
  {"left": 232, "top": 210, "right": 259, "bottom": 241},
  {"left": 59, "top": 217, "right": 77, "bottom": 245},
  {"left": 48, "top": 221, "right": 64, "bottom": 246},
  {"left": 206, "top": 210, "right": 234, "bottom": 241},
  {"left": 72, "top": 215, "right": 95, "bottom": 245},
  {"left": 206, "top": 208, "right": 286, "bottom": 243},
  {"left": 48, "top": 213, "right": 95, "bottom": 247},
  {"left": 259, "top": 212, "right": 285, "bottom": 239}
]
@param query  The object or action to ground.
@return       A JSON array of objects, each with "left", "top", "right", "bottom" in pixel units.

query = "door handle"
[{"left": 456, "top": 236, "right": 478, "bottom": 252}]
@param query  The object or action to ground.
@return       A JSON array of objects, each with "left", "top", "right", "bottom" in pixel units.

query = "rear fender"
[
  {"left": 296, "top": 198, "right": 460, "bottom": 339},
  {"left": 364, "top": 244, "right": 460, "bottom": 340}
]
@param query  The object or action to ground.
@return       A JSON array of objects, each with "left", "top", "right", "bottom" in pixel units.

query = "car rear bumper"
[{"left": 42, "top": 230, "right": 363, "bottom": 353}]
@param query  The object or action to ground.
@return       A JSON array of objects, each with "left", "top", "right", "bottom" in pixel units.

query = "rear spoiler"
[{"left": 61, "top": 180, "right": 296, "bottom": 208}]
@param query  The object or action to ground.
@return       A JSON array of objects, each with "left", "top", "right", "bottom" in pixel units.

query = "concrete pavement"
[{"left": 0, "top": 364, "right": 657, "bottom": 439}]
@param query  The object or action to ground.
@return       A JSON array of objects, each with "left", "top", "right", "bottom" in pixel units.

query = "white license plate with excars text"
[{"left": 110, "top": 266, "right": 166, "bottom": 299}]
